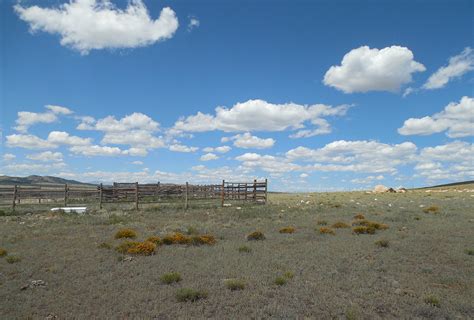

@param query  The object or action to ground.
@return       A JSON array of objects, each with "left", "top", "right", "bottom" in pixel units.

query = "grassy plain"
[{"left": 0, "top": 186, "right": 473, "bottom": 319}]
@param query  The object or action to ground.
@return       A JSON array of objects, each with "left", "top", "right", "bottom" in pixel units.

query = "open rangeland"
[{"left": 0, "top": 187, "right": 473, "bottom": 319}]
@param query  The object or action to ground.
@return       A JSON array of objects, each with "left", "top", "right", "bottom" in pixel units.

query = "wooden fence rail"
[{"left": 0, "top": 179, "right": 268, "bottom": 210}]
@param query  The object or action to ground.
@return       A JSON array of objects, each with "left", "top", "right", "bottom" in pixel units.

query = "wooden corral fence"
[{"left": 0, "top": 179, "right": 268, "bottom": 210}]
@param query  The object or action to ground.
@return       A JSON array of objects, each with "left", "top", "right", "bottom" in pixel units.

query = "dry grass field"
[{"left": 1, "top": 186, "right": 473, "bottom": 319}]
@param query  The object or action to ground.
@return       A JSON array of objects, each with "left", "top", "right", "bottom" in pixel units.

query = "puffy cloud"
[
  {"left": 229, "top": 132, "right": 275, "bottom": 149},
  {"left": 14, "top": 105, "right": 72, "bottom": 132},
  {"left": 80, "top": 112, "right": 160, "bottom": 133},
  {"left": 419, "top": 141, "right": 474, "bottom": 163},
  {"left": 398, "top": 96, "right": 474, "bottom": 137},
  {"left": 131, "top": 161, "right": 144, "bottom": 165},
  {"left": 350, "top": 175, "right": 384, "bottom": 184},
  {"left": 101, "top": 131, "right": 165, "bottom": 149},
  {"left": 15, "top": 112, "right": 57, "bottom": 133},
  {"left": 202, "top": 146, "right": 231, "bottom": 153},
  {"left": 124, "top": 147, "right": 148, "bottom": 157},
  {"left": 188, "top": 17, "right": 200, "bottom": 31},
  {"left": 173, "top": 99, "right": 350, "bottom": 136},
  {"left": 27, "top": 151, "right": 63, "bottom": 162},
  {"left": 200, "top": 153, "right": 219, "bottom": 161},
  {"left": 324, "top": 45, "right": 425, "bottom": 93},
  {"left": 79, "top": 112, "right": 165, "bottom": 151},
  {"left": 6, "top": 134, "right": 56, "bottom": 149},
  {"left": 14, "top": 0, "right": 179, "bottom": 54},
  {"left": 2, "top": 162, "right": 66, "bottom": 174},
  {"left": 47, "top": 131, "right": 92, "bottom": 146},
  {"left": 286, "top": 140, "right": 418, "bottom": 173},
  {"left": 423, "top": 47, "right": 474, "bottom": 90},
  {"left": 415, "top": 141, "right": 474, "bottom": 181},
  {"left": 70, "top": 145, "right": 124, "bottom": 157},
  {"left": 2, "top": 154, "right": 16, "bottom": 161},
  {"left": 169, "top": 144, "right": 198, "bottom": 153},
  {"left": 235, "top": 153, "right": 301, "bottom": 173},
  {"left": 299, "top": 173, "right": 309, "bottom": 179},
  {"left": 45, "top": 105, "right": 73, "bottom": 115}
]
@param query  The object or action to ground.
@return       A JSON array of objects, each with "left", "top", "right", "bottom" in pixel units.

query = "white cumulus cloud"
[
  {"left": 14, "top": 0, "right": 179, "bottom": 54},
  {"left": 200, "top": 153, "right": 219, "bottom": 161},
  {"left": 398, "top": 96, "right": 474, "bottom": 138},
  {"left": 230, "top": 132, "right": 275, "bottom": 149},
  {"left": 324, "top": 45, "right": 425, "bottom": 93},
  {"left": 14, "top": 105, "right": 72, "bottom": 132},
  {"left": 173, "top": 99, "right": 350, "bottom": 137},
  {"left": 27, "top": 151, "right": 63, "bottom": 162},
  {"left": 202, "top": 146, "right": 231, "bottom": 153},
  {"left": 169, "top": 144, "right": 199, "bottom": 153},
  {"left": 188, "top": 17, "right": 200, "bottom": 31},
  {"left": 423, "top": 47, "right": 474, "bottom": 90}
]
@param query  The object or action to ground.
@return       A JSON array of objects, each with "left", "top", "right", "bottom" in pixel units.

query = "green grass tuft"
[
  {"left": 160, "top": 272, "right": 182, "bottom": 284},
  {"left": 6, "top": 256, "right": 21, "bottom": 264},
  {"left": 238, "top": 245, "right": 252, "bottom": 253},
  {"left": 274, "top": 276, "right": 287, "bottom": 286},
  {"left": 423, "top": 294, "right": 440, "bottom": 307},
  {"left": 176, "top": 288, "right": 208, "bottom": 302},
  {"left": 225, "top": 279, "right": 246, "bottom": 291}
]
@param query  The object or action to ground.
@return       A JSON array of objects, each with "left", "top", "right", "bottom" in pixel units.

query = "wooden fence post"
[
  {"left": 135, "top": 182, "right": 139, "bottom": 210},
  {"left": 221, "top": 180, "right": 225, "bottom": 207},
  {"left": 12, "top": 185, "right": 17, "bottom": 210},
  {"left": 264, "top": 178, "right": 268, "bottom": 204},
  {"left": 185, "top": 182, "right": 189, "bottom": 210},
  {"left": 64, "top": 184, "right": 68, "bottom": 207},
  {"left": 99, "top": 183, "right": 103, "bottom": 209},
  {"left": 253, "top": 179, "right": 257, "bottom": 202}
]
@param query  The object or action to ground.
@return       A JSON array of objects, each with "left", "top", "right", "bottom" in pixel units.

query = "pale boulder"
[{"left": 373, "top": 185, "right": 389, "bottom": 193}]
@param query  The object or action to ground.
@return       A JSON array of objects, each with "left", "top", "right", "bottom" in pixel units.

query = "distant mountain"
[{"left": 0, "top": 175, "right": 93, "bottom": 186}]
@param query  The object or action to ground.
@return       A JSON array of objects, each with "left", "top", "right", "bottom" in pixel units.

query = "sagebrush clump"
[
  {"left": 163, "top": 232, "right": 192, "bottom": 245},
  {"left": 114, "top": 229, "right": 137, "bottom": 239},
  {"left": 146, "top": 236, "right": 162, "bottom": 245},
  {"left": 127, "top": 241, "right": 156, "bottom": 255},
  {"left": 176, "top": 288, "right": 208, "bottom": 302},
  {"left": 352, "top": 220, "right": 388, "bottom": 230},
  {"left": 353, "top": 214, "right": 365, "bottom": 220},
  {"left": 225, "top": 279, "right": 246, "bottom": 291},
  {"left": 0, "top": 248, "right": 7, "bottom": 257},
  {"left": 352, "top": 226, "right": 376, "bottom": 235},
  {"left": 331, "top": 221, "right": 350, "bottom": 229},
  {"left": 115, "top": 241, "right": 140, "bottom": 254},
  {"left": 375, "top": 239, "right": 389, "bottom": 248},
  {"left": 279, "top": 226, "right": 296, "bottom": 234},
  {"left": 319, "top": 227, "right": 336, "bottom": 235},
  {"left": 247, "top": 231, "right": 265, "bottom": 241},
  {"left": 160, "top": 272, "right": 182, "bottom": 284},
  {"left": 191, "top": 235, "right": 217, "bottom": 246}
]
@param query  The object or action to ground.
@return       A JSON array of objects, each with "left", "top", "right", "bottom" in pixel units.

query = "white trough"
[{"left": 50, "top": 207, "right": 87, "bottom": 214}]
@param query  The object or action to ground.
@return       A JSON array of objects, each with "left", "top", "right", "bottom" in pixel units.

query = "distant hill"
[
  {"left": 0, "top": 175, "right": 93, "bottom": 186},
  {"left": 416, "top": 180, "right": 474, "bottom": 189}
]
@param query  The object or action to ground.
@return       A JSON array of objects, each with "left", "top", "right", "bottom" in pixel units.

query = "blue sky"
[{"left": 0, "top": 0, "right": 473, "bottom": 191}]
